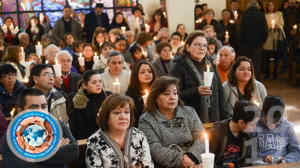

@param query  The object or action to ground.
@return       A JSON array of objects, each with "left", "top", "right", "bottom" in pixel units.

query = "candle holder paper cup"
[
  {"left": 6, "top": 110, "right": 62, "bottom": 162},
  {"left": 201, "top": 153, "right": 215, "bottom": 168},
  {"left": 204, "top": 72, "right": 214, "bottom": 87}
]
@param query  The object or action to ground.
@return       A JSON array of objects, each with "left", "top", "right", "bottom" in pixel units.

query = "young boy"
[
  {"left": 256, "top": 95, "right": 300, "bottom": 164},
  {"left": 210, "top": 100, "right": 260, "bottom": 167}
]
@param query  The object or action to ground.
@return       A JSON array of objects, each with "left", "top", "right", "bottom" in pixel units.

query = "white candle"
[
  {"left": 234, "top": 11, "right": 238, "bottom": 20},
  {"left": 181, "top": 41, "right": 185, "bottom": 46},
  {"left": 271, "top": 19, "right": 275, "bottom": 29},
  {"left": 253, "top": 100, "right": 260, "bottom": 108},
  {"left": 145, "top": 23, "right": 150, "bottom": 33},
  {"left": 293, "top": 24, "right": 298, "bottom": 30},
  {"left": 10, "top": 108, "right": 15, "bottom": 117},
  {"left": 136, "top": 17, "right": 140, "bottom": 29},
  {"left": 163, "top": 12, "right": 167, "bottom": 18},
  {"left": 195, "top": 18, "right": 202, "bottom": 23},
  {"left": 35, "top": 41, "right": 43, "bottom": 58},
  {"left": 99, "top": 42, "right": 103, "bottom": 48},
  {"left": 142, "top": 90, "right": 149, "bottom": 104},
  {"left": 121, "top": 26, "right": 126, "bottom": 34},
  {"left": 112, "top": 78, "right": 121, "bottom": 93},
  {"left": 204, "top": 132, "right": 209, "bottom": 153},
  {"left": 78, "top": 52, "right": 85, "bottom": 66},
  {"left": 229, "top": 20, "right": 235, "bottom": 24},
  {"left": 93, "top": 52, "right": 99, "bottom": 63},
  {"left": 153, "top": 36, "right": 157, "bottom": 41},
  {"left": 204, "top": 64, "right": 214, "bottom": 87},
  {"left": 54, "top": 59, "right": 62, "bottom": 77},
  {"left": 20, "top": 47, "right": 25, "bottom": 63},
  {"left": 2, "top": 24, "right": 7, "bottom": 33},
  {"left": 225, "top": 31, "right": 230, "bottom": 41}
]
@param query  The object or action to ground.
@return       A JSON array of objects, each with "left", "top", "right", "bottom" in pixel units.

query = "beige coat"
[{"left": 263, "top": 11, "right": 285, "bottom": 51}]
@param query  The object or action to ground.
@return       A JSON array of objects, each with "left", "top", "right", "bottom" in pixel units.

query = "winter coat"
[{"left": 152, "top": 58, "right": 174, "bottom": 77}]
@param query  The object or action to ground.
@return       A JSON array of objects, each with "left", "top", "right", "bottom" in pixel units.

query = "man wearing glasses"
[
  {"left": 255, "top": 95, "right": 300, "bottom": 164},
  {"left": 30, "top": 64, "right": 70, "bottom": 127},
  {"left": 0, "top": 64, "right": 26, "bottom": 117}
]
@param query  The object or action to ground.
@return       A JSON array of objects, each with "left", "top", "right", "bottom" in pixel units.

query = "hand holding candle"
[
  {"left": 93, "top": 52, "right": 99, "bottom": 63},
  {"left": 201, "top": 131, "right": 215, "bottom": 168},
  {"left": 78, "top": 52, "right": 85, "bottom": 66},
  {"left": 54, "top": 59, "right": 62, "bottom": 77},
  {"left": 271, "top": 19, "right": 275, "bottom": 30},
  {"left": 145, "top": 23, "right": 150, "bottom": 33},
  {"left": 234, "top": 11, "right": 238, "bottom": 20},
  {"left": 112, "top": 78, "right": 121, "bottom": 93},
  {"left": 225, "top": 31, "right": 229, "bottom": 42},
  {"left": 121, "top": 26, "right": 126, "bottom": 34}
]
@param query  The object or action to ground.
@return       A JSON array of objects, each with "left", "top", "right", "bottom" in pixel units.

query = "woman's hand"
[
  {"left": 198, "top": 86, "right": 212, "bottom": 96},
  {"left": 182, "top": 154, "right": 195, "bottom": 168}
]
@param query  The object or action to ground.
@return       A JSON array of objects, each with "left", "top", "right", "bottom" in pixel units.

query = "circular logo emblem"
[{"left": 7, "top": 110, "right": 62, "bottom": 162}]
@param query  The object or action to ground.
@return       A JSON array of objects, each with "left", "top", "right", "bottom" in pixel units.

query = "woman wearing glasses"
[
  {"left": 170, "top": 30, "right": 228, "bottom": 123},
  {"left": 73, "top": 70, "right": 111, "bottom": 139}
]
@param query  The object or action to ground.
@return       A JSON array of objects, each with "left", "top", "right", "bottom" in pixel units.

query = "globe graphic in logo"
[
  {"left": 7, "top": 111, "right": 62, "bottom": 162},
  {"left": 23, "top": 124, "right": 47, "bottom": 147}
]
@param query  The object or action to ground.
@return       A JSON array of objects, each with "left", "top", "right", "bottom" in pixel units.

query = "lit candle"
[
  {"left": 271, "top": 19, "right": 275, "bottom": 29},
  {"left": 181, "top": 41, "right": 185, "bottom": 46},
  {"left": 54, "top": 59, "right": 62, "bottom": 77},
  {"left": 136, "top": 17, "right": 140, "bottom": 30},
  {"left": 2, "top": 24, "right": 7, "bottom": 33},
  {"left": 20, "top": 47, "right": 25, "bottom": 63},
  {"left": 142, "top": 90, "right": 149, "bottom": 104},
  {"left": 229, "top": 20, "right": 235, "bottom": 24},
  {"left": 112, "top": 78, "right": 121, "bottom": 93},
  {"left": 145, "top": 23, "right": 150, "bottom": 33},
  {"left": 35, "top": 41, "right": 43, "bottom": 58},
  {"left": 204, "top": 64, "right": 214, "bottom": 87},
  {"left": 78, "top": 52, "right": 85, "bottom": 66},
  {"left": 163, "top": 12, "right": 167, "bottom": 18},
  {"left": 121, "top": 26, "right": 126, "bottom": 34},
  {"left": 234, "top": 11, "right": 238, "bottom": 20},
  {"left": 204, "top": 132, "right": 209, "bottom": 153},
  {"left": 153, "top": 36, "right": 157, "bottom": 41},
  {"left": 10, "top": 108, "right": 15, "bottom": 118},
  {"left": 225, "top": 31, "right": 230, "bottom": 42},
  {"left": 195, "top": 18, "right": 202, "bottom": 23},
  {"left": 253, "top": 100, "right": 260, "bottom": 108},
  {"left": 99, "top": 42, "right": 103, "bottom": 48},
  {"left": 93, "top": 52, "right": 99, "bottom": 63},
  {"left": 293, "top": 24, "right": 298, "bottom": 30}
]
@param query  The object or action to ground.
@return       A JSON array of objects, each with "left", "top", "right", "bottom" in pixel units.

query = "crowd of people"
[{"left": 0, "top": 0, "right": 299, "bottom": 167}]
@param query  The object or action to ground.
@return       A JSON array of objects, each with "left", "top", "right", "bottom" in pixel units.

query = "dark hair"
[
  {"left": 203, "top": 8, "right": 215, "bottom": 17},
  {"left": 92, "top": 28, "right": 107, "bottom": 53},
  {"left": 151, "top": 9, "right": 166, "bottom": 25},
  {"left": 95, "top": 3, "right": 104, "bottom": 8},
  {"left": 4, "top": 16, "right": 14, "bottom": 25},
  {"left": 30, "top": 64, "right": 52, "bottom": 87},
  {"left": 129, "top": 45, "right": 142, "bottom": 55},
  {"left": 115, "top": 34, "right": 126, "bottom": 43},
  {"left": 156, "top": 42, "right": 172, "bottom": 54},
  {"left": 222, "top": 9, "right": 231, "bottom": 13},
  {"left": 0, "top": 64, "right": 17, "bottom": 78},
  {"left": 97, "top": 94, "right": 135, "bottom": 131},
  {"left": 228, "top": 56, "right": 255, "bottom": 100},
  {"left": 27, "top": 16, "right": 40, "bottom": 30},
  {"left": 127, "top": 60, "right": 157, "bottom": 97},
  {"left": 100, "top": 41, "right": 114, "bottom": 54},
  {"left": 262, "top": 95, "right": 285, "bottom": 120},
  {"left": 17, "top": 88, "right": 46, "bottom": 110},
  {"left": 82, "top": 69, "right": 101, "bottom": 86},
  {"left": 265, "top": 0, "right": 278, "bottom": 13},
  {"left": 132, "top": 7, "right": 141, "bottom": 15},
  {"left": 232, "top": 100, "right": 260, "bottom": 123},
  {"left": 83, "top": 43, "right": 94, "bottom": 52},
  {"left": 72, "top": 40, "right": 84, "bottom": 51},
  {"left": 181, "top": 30, "right": 207, "bottom": 58},
  {"left": 136, "top": 32, "right": 152, "bottom": 46},
  {"left": 171, "top": 32, "right": 182, "bottom": 39},
  {"left": 207, "top": 37, "right": 218, "bottom": 54},
  {"left": 63, "top": 33, "right": 75, "bottom": 47},
  {"left": 145, "top": 76, "right": 184, "bottom": 114},
  {"left": 63, "top": 5, "right": 71, "bottom": 10},
  {"left": 111, "top": 12, "right": 129, "bottom": 28}
]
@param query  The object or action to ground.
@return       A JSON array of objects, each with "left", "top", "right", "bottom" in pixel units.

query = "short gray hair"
[
  {"left": 56, "top": 50, "right": 73, "bottom": 61},
  {"left": 18, "top": 32, "right": 29, "bottom": 40},
  {"left": 107, "top": 50, "right": 124, "bottom": 63},
  {"left": 218, "top": 46, "right": 236, "bottom": 56},
  {"left": 248, "top": 0, "right": 258, "bottom": 8},
  {"left": 45, "top": 44, "right": 60, "bottom": 56}
]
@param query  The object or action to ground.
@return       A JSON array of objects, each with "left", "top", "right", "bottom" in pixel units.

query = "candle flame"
[
  {"left": 115, "top": 78, "right": 119, "bottom": 83},
  {"left": 94, "top": 52, "right": 97, "bottom": 57},
  {"left": 181, "top": 41, "right": 185, "bottom": 46},
  {"left": 79, "top": 52, "right": 82, "bottom": 58},
  {"left": 229, "top": 20, "right": 234, "bottom": 24},
  {"left": 145, "top": 90, "right": 148, "bottom": 96},
  {"left": 204, "top": 132, "right": 208, "bottom": 139},
  {"left": 37, "top": 41, "right": 40, "bottom": 45},
  {"left": 253, "top": 100, "right": 260, "bottom": 107},
  {"left": 225, "top": 31, "right": 229, "bottom": 35},
  {"left": 293, "top": 24, "right": 298, "bottom": 30},
  {"left": 207, "top": 64, "right": 210, "bottom": 72}
]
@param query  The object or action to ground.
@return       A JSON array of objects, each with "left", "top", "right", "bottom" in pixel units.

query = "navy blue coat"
[{"left": 0, "top": 80, "right": 27, "bottom": 117}]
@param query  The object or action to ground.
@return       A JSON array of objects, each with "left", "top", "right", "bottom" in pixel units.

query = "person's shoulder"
[
  {"left": 139, "top": 112, "right": 154, "bottom": 121},
  {"left": 70, "top": 72, "right": 82, "bottom": 79},
  {"left": 211, "top": 119, "right": 230, "bottom": 135},
  {"left": 254, "top": 80, "right": 266, "bottom": 88},
  {"left": 87, "top": 129, "right": 101, "bottom": 142},
  {"left": 222, "top": 80, "right": 231, "bottom": 88}
]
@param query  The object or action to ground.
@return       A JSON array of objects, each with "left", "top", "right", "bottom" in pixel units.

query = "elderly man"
[
  {"left": 30, "top": 64, "right": 71, "bottom": 127},
  {"left": 217, "top": 46, "right": 236, "bottom": 84},
  {"left": 55, "top": 50, "right": 81, "bottom": 100},
  {"left": 84, "top": 3, "right": 109, "bottom": 42},
  {"left": 45, "top": 44, "right": 60, "bottom": 65},
  {"left": 18, "top": 32, "right": 35, "bottom": 58},
  {"left": 52, "top": 6, "right": 81, "bottom": 46},
  {"left": 1, "top": 88, "right": 79, "bottom": 168},
  {"left": 100, "top": 50, "right": 131, "bottom": 94}
]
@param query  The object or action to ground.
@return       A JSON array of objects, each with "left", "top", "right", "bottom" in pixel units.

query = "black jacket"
[
  {"left": 84, "top": 11, "right": 110, "bottom": 42},
  {"left": 125, "top": 88, "right": 145, "bottom": 127},
  {"left": 197, "top": 19, "right": 224, "bottom": 40},
  {"left": 170, "top": 55, "right": 228, "bottom": 123},
  {"left": 58, "top": 72, "right": 81, "bottom": 100},
  {"left": 237, "top": 7, "right": 268, "bottom": 47},
  {"left": 73, "top": 88, "right": 111, "bottom": 139}
]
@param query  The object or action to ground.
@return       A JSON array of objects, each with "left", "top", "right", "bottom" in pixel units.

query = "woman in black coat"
[
  {"left": 72, "top": 70, "right": 111, "bottom": 139},
  {"left": 170, "top": 30, "right": 229, "bottom": 123},
  {"left": 125, "top": 60, "right": 157, "bottom": 127}
]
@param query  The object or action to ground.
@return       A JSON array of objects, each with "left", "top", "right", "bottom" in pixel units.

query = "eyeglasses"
[
  {"left": 41, "top": 72, "right": 55, "bottom": 78},
  {"left": 192, "top": 42, "right": 207, "bottom": 48},
  {"left": 1, "top": 73, "right": 16, "bottom": 78},
  {"left": 59, "top": 59, "right": 72, "bottom": 63}
]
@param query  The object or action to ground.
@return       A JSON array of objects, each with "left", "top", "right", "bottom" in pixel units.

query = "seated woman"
[
  {"left": 92, "top": 41, "right": 114, "bottom": 73},
  {"left": 126, "top": 60, "right": 157, "bottom": 127},
  {"left": 86, "top": 94, "right": 154, "bottom": 167},
  {"left": 73, "top": 69, "right": 111, "bottom": 139},
  {"left": 76, "top": 44, "right": 95, "bottom": 73},
  {"left": 139, "top": 76, "right": 205, "bottom": 168},
  {"left": 223, "top": 56, "right": 267, "bottom": 117},
  {"left": 152, "top": 42, "right": 174, "bottom": 77}
]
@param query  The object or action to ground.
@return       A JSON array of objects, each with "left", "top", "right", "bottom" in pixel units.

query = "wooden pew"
[{"left": 69, "top": 139, "right": 87, "bottom": 168}]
